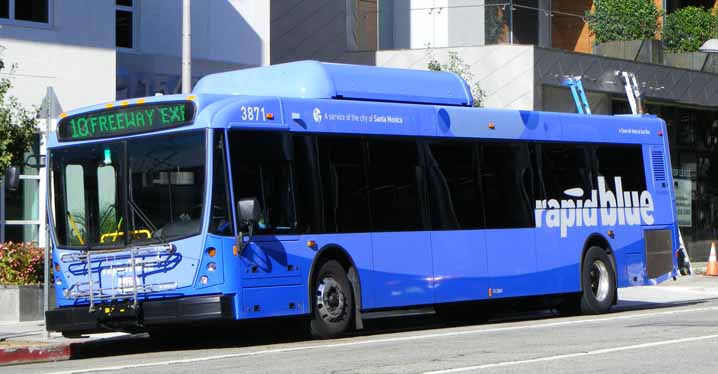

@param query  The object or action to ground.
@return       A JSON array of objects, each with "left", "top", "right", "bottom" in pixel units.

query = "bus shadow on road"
[
  {"left": 614, "top": 299, "right": 708, "bottom": 312},
  {"left": 68, "top": 298, "right": 711, "bottom": 360}
]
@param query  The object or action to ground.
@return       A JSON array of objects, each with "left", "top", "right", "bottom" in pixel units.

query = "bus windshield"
[{"left": 50, "top": 131, "right": 206, "bottom": 249}]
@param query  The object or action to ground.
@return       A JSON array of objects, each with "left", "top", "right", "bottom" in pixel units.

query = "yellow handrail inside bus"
[
  {"left": 105, "top": 217, "right": 123, "bottom": 243},
  {"left": 99, "top": 229, "right": 152, "bottom": 243},
  {"left": 66, "top": 211, "right": 85, "bottom": 246}
]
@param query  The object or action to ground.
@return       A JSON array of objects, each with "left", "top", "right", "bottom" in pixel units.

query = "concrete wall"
[
  {"left": 136, "top": 0, "right": 268, "bottom": 66},
  {"left": 0, "top": 0, "right": 115, "bottom": 113},
  {"left": 118, "top": 0, "right": 269, "bottom": 98},
  {"left": 270, "top": 0, "right": 349, "bottom": 64},
  {"left": 448, "top": 0, "right": 484, "bottom": 47},
  {"left": 343, "top": 45, "right": 535, "bottom": 110}
]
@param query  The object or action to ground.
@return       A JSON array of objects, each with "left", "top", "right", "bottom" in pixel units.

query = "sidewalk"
[{"left": 0, "top": 320, "right": 128, "bottom": 366}]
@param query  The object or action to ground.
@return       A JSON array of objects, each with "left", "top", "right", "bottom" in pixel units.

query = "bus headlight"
[
  {"left": 200, "top": 275, "right": 209, "bottom": 285},
  {"left": 207, "top": 262, "right": 217, "bottom": 272}
]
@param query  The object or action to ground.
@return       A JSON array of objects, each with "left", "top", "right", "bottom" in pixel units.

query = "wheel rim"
[
  {"left": 316, "top": 276, "right": 346, "bottom": 322},
  {"left": 589, "top": 260, "right": 610, "bottom": 302}
]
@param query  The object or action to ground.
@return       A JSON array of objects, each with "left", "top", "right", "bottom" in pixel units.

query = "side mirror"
[
  {"left": 237, "top": 197, "right": 260, "bottom": 226},
  {"left": 4, "top": 166, "right": 19, "bottom": 191},
  {"left": 235, "top": 197, "right": 260, "bottom": 255}
]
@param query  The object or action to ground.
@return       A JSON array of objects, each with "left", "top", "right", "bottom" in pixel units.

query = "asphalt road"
[{"left": 5, "top": 276, "right": 718, "bottom": 374}]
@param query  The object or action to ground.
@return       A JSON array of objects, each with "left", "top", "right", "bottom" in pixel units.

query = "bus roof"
[{"left": 193, "top": 60, "right": 474, "bottom": 107}]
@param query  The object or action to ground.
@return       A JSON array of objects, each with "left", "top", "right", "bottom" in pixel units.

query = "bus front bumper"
[{"left": 45, "top": 295, "right": 235, "bottom": 334}]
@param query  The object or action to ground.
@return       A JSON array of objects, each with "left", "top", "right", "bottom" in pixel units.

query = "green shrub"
[
  {"left": 428, "top": 51, "right": 486, "bottom": 107},
  {"left": 586, "top": 0, "right": 662, "bottom": 44},
  {"left": 0, "top": 50, "right": 37, "bottom": 178},
  {"left": 0, "top": 242, "right": 44, "bottom": 285},
  {"left": 664, "top": 6, "right": 718, "bottom": 52}
]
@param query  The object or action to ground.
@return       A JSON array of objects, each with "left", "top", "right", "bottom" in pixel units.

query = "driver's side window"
[
  {"left": 228, "top": 130, "right": 296, "bottom": 234},
  {"left": 209, "top": 130, "right": 234, "bottom": 235}
]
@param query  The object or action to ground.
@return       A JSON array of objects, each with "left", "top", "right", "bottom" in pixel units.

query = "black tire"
[
  {"left": 309, "top": 260, "right": 354, "bottom": 339},
  {"left": 579, "top": 246, "right": 616, "bottom": 314}
]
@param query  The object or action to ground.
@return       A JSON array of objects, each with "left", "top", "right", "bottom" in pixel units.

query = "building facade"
[
  {"left": 0, "top": 0, "right": 269, "bottom": 246},
  {"left": 3, "top": 0, "right": 718, "bottom": 260},
  {"left": 271, "top": 0, "right": 718, "bottom": 259}
]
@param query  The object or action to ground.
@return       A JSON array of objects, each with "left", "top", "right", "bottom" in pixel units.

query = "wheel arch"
[{"left": 307, "top": 244, "right": 364, "bottom": 329}]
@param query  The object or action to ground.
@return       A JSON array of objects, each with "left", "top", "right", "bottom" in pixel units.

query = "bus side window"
[
  {"left": 229, "top": 131, "right": 296, "bottom": 234},
  {"left": 293, "top": 135, "right": 323, "bottom": 234},
  {"left": 367, "top": 138, "right": 422, "bottom": 232},
  {"left": 209, "top": 130, "right": 233, "bottom": 236},
  {"left": 318, "top": 136, "right": 371, "bottom": 233},
  {"left": 596, "top": 145, "right": 646, "bottom": 192},
  {"left": 481, "top": 142, "right": 535, "bottom": 229},
  {"left": 540, "top": 143, "right": 593, "bottom": 200},
  {"left": 425, "top": 141, "right": 483, "bottom": 230}
]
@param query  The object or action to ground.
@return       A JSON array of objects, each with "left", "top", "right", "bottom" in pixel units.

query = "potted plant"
[
  {"left": 0, "top": 242, "right": 48, "bottom": 322},
  {"left": 587, "top": 0, "right": 663, "bottom": 63},
  {"left": 663, "top": 6, "right": 718, "bottom": 72}
]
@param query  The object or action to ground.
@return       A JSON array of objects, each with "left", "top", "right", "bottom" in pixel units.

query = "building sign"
[
  {"left": 675, "top": 178, "right": 692, "bottom": 227},
  {"left": 57, "top": 101, "right": 195, "bottom": 142}
]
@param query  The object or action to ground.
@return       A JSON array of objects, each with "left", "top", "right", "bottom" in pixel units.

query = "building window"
[
  {"left": 116, "top": 0, "right": 134, "bottom": 49},
  {"left": 4, "top": 135, "right": 42, "bottom": 244},
  {"left": 0, "top": 0, "right": 49, "bottom": 24}
]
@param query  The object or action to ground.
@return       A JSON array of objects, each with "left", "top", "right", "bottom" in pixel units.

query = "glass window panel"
[
  {"left": 482, "top": 142, "right": 536, "bottom": 228},
  {"left": 116, "top": 0, "right": 133, "bottom": 6},
  {"left": 427, "top": 141, "right": 483, "bottom": 230},
  {"left": 596, "top": 145, "right": 646, "bottom": 192},
  {"left": 4, "top": 179, "right": 39, "bottom": 221},
  {"left": 368, "top": 139, "right": 422, "bottom": 231},
  {"left": 229, "top": 131, "right": 296, "bottom": 234},
  {"left": 209, "top": 131, "right": 233, "bottom": 236},
  {"left": 97, "top": 165, "right": 121, "bottom": 243},
  {"left": 116, "top": 10, "right": 133, "bottom": 48},
  {"left": 293, "top": 135, "right": 323, "bottom": 234},
  {"left": 5, "top": 224, "right": 39, "bottom": 244},
  {"left": 0, "top": 0, "right": 9, "bottom": 18},
  {"left": 318, "top": 136, "right": 370, "bottom": 233},
  {"left": 540, "top": 143, "right": 593, "bottom": 199},
  {"left": 21, "top": 134, "right": 41, "bottom": 176},
  {"left": 15, "top": 0, "right": 48, "bottom": 23},
  {"left": 64, "top": 165, "right": 87, "bottom": 246}
]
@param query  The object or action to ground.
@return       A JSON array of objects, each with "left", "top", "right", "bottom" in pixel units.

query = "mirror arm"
[{"left": 236, "top": 221, "right": 255, "bottom": 255}]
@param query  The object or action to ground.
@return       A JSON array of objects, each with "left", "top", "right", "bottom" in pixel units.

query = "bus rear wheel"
[
  {"left": 579, "top": 246, "right": 616, "bottom": 314},
  {"left": 309, "top": 259, "right": 354, "bottom": 339}
]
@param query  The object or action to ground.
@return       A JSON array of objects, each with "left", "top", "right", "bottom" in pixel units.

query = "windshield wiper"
[{"left": 127, "top": 166, "right": 165, "bottom": 244}]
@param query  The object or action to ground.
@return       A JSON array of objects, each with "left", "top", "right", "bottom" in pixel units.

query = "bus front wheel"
[
  {"left": 310, "top": 259, "right": 354, "bottom": 339},
  {"left": 579, "top": 246, "right": 616, "bottom": 314}
]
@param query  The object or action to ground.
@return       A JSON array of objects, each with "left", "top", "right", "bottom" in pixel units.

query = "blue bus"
[{"left": 45, "top": 61, "right": 679, "bottom": 339}]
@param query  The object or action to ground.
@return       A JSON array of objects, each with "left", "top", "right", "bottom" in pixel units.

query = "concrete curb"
[{"left": 0, "top": 342, "right": 70, "bottom": 366}]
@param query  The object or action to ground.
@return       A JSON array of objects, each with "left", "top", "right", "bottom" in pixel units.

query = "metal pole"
[
  {"left": 182, "top": 0, "right": 192, "bottom": 94},
  {"left": 508, "top": 0, "right": 513, "bottom": 45},
  {"left": 43, "top": 87, "right": 54, "bottom": 338}
]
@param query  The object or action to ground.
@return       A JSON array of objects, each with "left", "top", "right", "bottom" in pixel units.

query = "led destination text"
[{"left": 58, "top": 101, "right": 194, "bottom": 141}]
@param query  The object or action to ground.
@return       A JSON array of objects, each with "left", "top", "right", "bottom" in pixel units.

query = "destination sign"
[{"left": 57, "top": 101, "right": 196, "bottom": 141}]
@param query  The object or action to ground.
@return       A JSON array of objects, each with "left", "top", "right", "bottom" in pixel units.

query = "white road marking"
[
  {"left": 44, "top": 305, "right": 718, "bottom": 374},
  {"left": 421, "top": 333, "right": 718, "bottom": 374}
]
